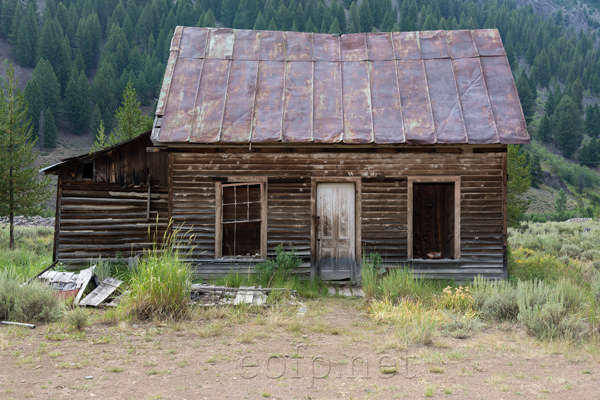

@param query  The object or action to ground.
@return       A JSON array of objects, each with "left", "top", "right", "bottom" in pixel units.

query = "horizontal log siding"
[
  {"left": 56, "top": 182, "right": 169, "bottom": 265},
  {"left": 171, "top": 151, "right": 505, "bottom": 280}
]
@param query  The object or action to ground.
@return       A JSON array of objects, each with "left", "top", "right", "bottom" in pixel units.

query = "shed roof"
[{"left": 152, "top": 27, "right": 529, "bottom": 146}]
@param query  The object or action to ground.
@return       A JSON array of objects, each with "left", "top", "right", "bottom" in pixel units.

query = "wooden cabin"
[{"left": 46, "top": 27, "right": 530, "bottom": 281}]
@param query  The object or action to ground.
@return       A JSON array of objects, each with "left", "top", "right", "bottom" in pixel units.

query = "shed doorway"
[
  {"left": 316, "top": 183, "right": 356, "bottom": 280},
  {"left": 411, "top": 182, "right": 457, "bottom": 260}
]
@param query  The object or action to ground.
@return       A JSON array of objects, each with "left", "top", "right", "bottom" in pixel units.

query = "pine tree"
[
  {"left": 348, "top": 2, "right": 360, "bottom": 33},
  {"left": 64, "top": 69, "right": 91, "bottom": 135},
  {"left": 578, "top": 138, "right": 600, "bottom": 168},
  {"left": 537, "top": 114, "right": 552, "bottom": 143},
  {"left": 0, "top": 65, "right": 50, "bottom": 249},
  {"left": 555, "top": 189, "right": 567, "bottom": 216},
  {"left": 585, "top": 104, "right": 600, "bottom": 138},
  {"left": 516, "top": 71, "right": 535, "bottom": 125},
  {"left": 23, "top": 79, "right": 43, "bottom": 140},
  {"left": 554, "top": 95, "right": 584, "bottom": 158},
  {"left": 32, "top": 59, "right": 60, "bottom": 114},
  {"left": 221, "top": 0, "right": 238, "bottom": 27},
  {"left": 111, "top": 80, "right": 152, "bottom": 143},
  {"left": 358, "top": 0, "right": 373, "bottom": 32},
  {"left": 507, "top": 145, "right": 531, "bottom": 227},
  {"left": 90, "top": 119, "right": 107, "bottom": 153},
  {"left": 42, "top": 107, "right": 57, "bottom": 148},
  {"left": 305, "top": 16, "right": 316, "bottom": 33},
  {"left": 532, "top": 49, "right": 551, "bottom": 88},
  {"left": 329, "top": 17, "right": 341, "bottom": 35},
  {"left": 89, "top": 104, "right": 102, "bottom": 141},
  {"left": 530, "top": 154, "right": 542, "bottom": 188},
  {"left": 15, "top": 3, "right": 38, "bottom": 67},
  {"left": 253, "top": 11, "right": 266, "bottom": 30},
  {"left": 203, "top": 9, "right": 216, "bottom": 27}
]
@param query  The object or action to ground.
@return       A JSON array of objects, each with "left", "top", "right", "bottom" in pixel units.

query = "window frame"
[
  {"left": 215, "top": 177, "right": 267, "bottom": 260},
  {"left": 407, "top": 176, "right": 461, "bottom": 261}
]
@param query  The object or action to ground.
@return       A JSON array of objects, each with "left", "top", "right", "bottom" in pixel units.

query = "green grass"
[{"left": 0, "top": 226, "right": 53, "bottom": 278}]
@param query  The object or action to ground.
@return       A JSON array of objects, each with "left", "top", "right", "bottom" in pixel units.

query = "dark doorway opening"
[{"left": 412, "top": 183, "right": 455, "bottom": 259}]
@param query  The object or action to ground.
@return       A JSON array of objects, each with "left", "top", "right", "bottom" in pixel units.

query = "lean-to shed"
[{"left": 46, "top": 27, "right": 530, "bottom": 281}]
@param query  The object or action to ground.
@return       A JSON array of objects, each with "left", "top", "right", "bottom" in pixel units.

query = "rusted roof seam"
[
  {"left": 472, "top": 29, "right": 499, "bottom": 143},
  {"left": 310, "top": 60, "right": 315, "bottom": 142},
  {"left": 417, "top": 32, "right": 436, "bottom": 144},
  {"left": 367, "top": 60, "right": 375, "bottom": 143},
  {"left": 339, "top": 37, "right": 345, "bottom": 143},
  {"left": 217, "top": 59, "right": 234, "bottom": 142},
  {"left": 445, "top": 34, "right": 467, "bottom": 143},
  {"left": 389, "top": 35, "right": 406, "bottom": 144},
  {"left": 280, "top": 60, "right": 287, "bottom": 142},
  {"left": 188, "top": 58, "right": 205, "bottom": 142},
  {"left": 249, "top": 59, "right": 260, "bottom": 144}
]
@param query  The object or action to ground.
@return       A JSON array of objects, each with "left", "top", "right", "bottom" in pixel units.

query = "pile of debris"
[
  {"left": 35, "top": 265, "right": 122, "bottom": 307},
  {"left": 190, "top": 284, "right": 297, "bottom": 306}
]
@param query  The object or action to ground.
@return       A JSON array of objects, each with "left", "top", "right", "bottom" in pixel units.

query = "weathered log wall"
[
  {"left": 55, "top": 182, "right": 169, "bottom": 264},
  {"left": 171, "top": 148, "right": 507, "bottom": 280}
]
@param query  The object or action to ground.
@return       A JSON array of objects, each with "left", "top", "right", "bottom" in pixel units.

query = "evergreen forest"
[{"left": 2, "top": 0, "right": 600, "bottom": 216}]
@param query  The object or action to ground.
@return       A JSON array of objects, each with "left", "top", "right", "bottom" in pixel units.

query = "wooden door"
[{"left": 316, "top": 183, "right": 356, "bottom": 280}]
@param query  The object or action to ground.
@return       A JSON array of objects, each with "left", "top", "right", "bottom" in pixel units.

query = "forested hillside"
[{"left": 2, "top": 0, "right": 600, "bottom": 212}]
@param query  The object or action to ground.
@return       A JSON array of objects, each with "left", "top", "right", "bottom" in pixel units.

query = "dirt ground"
[{"left": 1, "top": 298, "right": 599, "bottom": 400}]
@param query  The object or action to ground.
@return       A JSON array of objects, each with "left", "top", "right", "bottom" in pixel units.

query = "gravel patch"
[{"left": 0, "top": 216, "right": 55, "bottom": 228}]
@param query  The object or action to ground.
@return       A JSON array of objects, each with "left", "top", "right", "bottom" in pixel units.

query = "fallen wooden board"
[
  {"left": 74, "top": 266, "right": 96, "bottom": 305},
  {"left": 79, "top": 277, "right": 123, "bottom": 307}
]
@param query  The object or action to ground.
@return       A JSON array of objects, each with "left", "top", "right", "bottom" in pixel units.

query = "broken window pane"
[{"left": 221, "top": 183, "right": 262, "bottom": 257}]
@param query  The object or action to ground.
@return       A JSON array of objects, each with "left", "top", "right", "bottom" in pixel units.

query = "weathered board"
[{"left": 79, "top": 277, "right": 123, "bottom": 307}]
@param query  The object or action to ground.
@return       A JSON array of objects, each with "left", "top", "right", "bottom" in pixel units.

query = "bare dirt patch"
[{"left": 1, "top": 298, "right": 598, "bottom": 399}]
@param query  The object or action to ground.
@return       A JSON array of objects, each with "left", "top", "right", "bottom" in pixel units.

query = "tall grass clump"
[
  {"left": 472, "top": 277, "right": 519, "bottom": 322},
  {"left": 120, "top": 230, "right": 193, "bottom": 321},
  {"left": 361, "top": 253, "right": 382, "bottom": 300},
  {"left": 0, "top": 268, "right": 63, "bottom": 323}
]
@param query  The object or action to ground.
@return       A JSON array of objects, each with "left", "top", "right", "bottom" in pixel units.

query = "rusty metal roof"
[{"left": 152, "top": 27, "right": 529, "bottom": 145}]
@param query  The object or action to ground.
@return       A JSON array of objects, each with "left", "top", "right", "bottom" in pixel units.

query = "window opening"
[
  {"left": 82, "top": 162, "right": 94, "bottom": 180},
  {"left": 412, "top": 182, "right": 455, "bottom": 259},
  {"left": 221, "top": 183, "right": 262, "bottom": 257}
]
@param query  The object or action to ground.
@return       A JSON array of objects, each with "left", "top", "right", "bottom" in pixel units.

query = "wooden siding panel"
[
  {"left": 56, "top": 183, "right": 169, "bottom": 264},
  {"left": 171, "top": 151, "right": 505, "bottom": 280}
]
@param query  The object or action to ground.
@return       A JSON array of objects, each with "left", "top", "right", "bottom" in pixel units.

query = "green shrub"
[
  {"left": 480, "top": 290, "right": 520, "bottom": 322},
  {"left": 559, "top": 244, "right": 582, "bottom": 259},
  {"left": 67, "top": 308, "right": 89, "bottom": 331},
  {"left": 217, "top": 271, "right": 248, "bottom": 288},
  {"left": 509, "top": 247, "right": 576, "bottom": 281},
  {"left": 120, "top": 242, "right": 192, "bottom": 321},
  {"left": 0, "top": 269, "right": 63, "bottom": 323},
  {"left": 582, "top": 250, "right": 600, "bottom": 262},
  {"left": 379, "top": 266, "right": 423, "bottom": 301},
  {"left": 254, "top": 245, "right": 301, "bottom": 286},
  {"left": 591, "top": 273, "right": 600, "bottom": 301}
]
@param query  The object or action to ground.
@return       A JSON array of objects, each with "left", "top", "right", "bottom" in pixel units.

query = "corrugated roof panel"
[
  {"left": 206, "top": 28, "right": 235, "bottom": 59},
  {"left": 472, "top": 29, "right": 505, "bottom": 56},
  {"left": 252, "top": 61, "right": 285, "bottom": 142},
  {"left": 424, "top": 58, "right": 467, "bottom": 143},
  {"left": 313, "top": 62, "right": 343, "bottom": 143},
  {"left": 286, "top": 31, "right": 313, "bottom": 61},
  {"left": 189, "top": 59, "right": 230, "bottom": 143},
  {"left": 367, "top": 32, "right": 394, "bottom": 60},
  {"left": 313, "top": 33, "right": 340, "bottom": 61},
  {"left": 480, "top": 56, "right": 529, "bottom": 143},
  {"left": 419, "top": 31, "right": 449, "bottom": 60},
  {"left": 178, "top": 27, "right": 208, "bottom": 58},
  {"left": 342, "top": 61, "right": 373, "bottom": 143},
  {"left": 392, "top": 31, "right": 422, "bottom": 60},
  {"left": 370, "top": 60, "right": 404, "bottom": 143},
  {"left": 446, "top": 30, "right": 478, "bottom": 59},
  {"left": 260, "top": 30, "right": 286, "bottom": 61},
  {"left": 282, "top": 61, "right": 313, "bottom": 142},
  {"left": 452, "top": 58, "right": 498, "bottom": 144},
  {"left": 160, "top": 58, "right": 203, "bottom": 142},
  {"left": 341, "top": 33, "right": 368, "bottom": 61},
  {"left": 232, "top": 30, "right": 260, "bottom": 60},
  {"left": 221, "top": 60, "right": 259, "bottom": 142},
  {"left": 155, "top": 27, "right": 530, "bottom": 146},
  {"left": 397, "top": 60, "right": 436, "bottom": 144}
]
